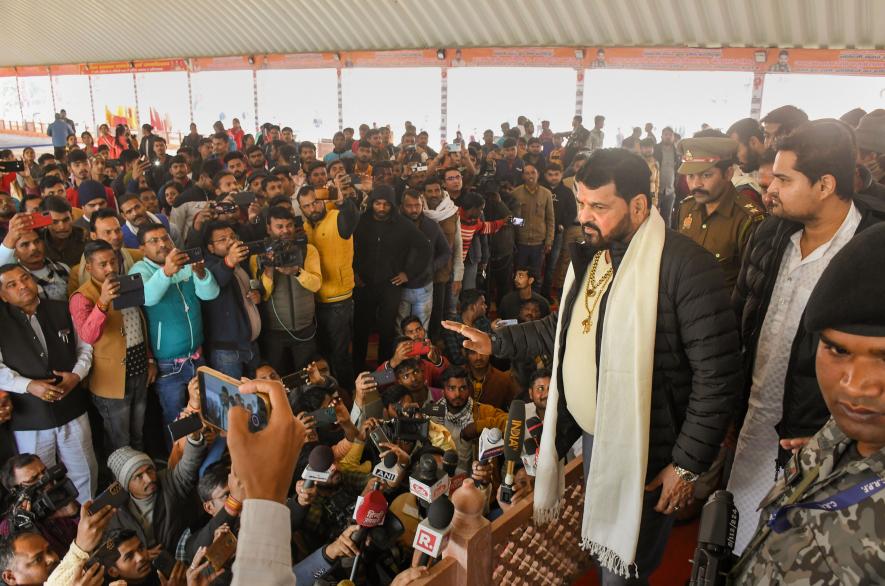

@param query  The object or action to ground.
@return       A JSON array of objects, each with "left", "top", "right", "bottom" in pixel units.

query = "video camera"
[
  {"left": 248, "top": 237, "right": 305, "bottom": 268},
  {"left": 10, "top": 464, "right": 78, "bottom": 530},
  {"left": 377, "top": 403, "right": 443, "bottom": 443}
]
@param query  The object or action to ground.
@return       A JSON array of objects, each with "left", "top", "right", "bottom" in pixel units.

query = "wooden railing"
[{"left": 410, "top": 457, "right": 591, "bottom": 586}]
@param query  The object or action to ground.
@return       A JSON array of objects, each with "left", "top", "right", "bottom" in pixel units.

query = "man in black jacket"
[
  {"left": 203, "top": 221, "right": 262, "bottom": 379},
  {"left": 728, "top": 119, "right": 885, "bottom": 553},
  {"left": 352, "top": 185, "right": 431, "bottom": 372},
  {"left": 445, "top": 148, "right": 742, "bottom": 583}
]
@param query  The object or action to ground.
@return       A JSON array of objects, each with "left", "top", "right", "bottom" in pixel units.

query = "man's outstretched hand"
[
  {"left": 441, "top": 320, "right": 493, "bottom": 355},
  {"left": 227, "top": 379, "right": 305, "bottom": 503}
]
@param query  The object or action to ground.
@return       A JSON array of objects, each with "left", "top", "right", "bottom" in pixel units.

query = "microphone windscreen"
[
  {"left": 308, "top": 444, "right": 334, "bottom": 471},
  {"left": 355, "top": 489, "right": 389, "bottom": 528},
  {"left": 426, "top": 494, "right": 455, "bottom": 529},
  {"left": 383, "top": 451, "right": 398, "bottom": 468}
]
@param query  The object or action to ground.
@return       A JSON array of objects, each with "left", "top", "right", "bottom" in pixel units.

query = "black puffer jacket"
[
  {"left": 492, "top": 231, "right": 743, "bottom": 480},
  {"left": 732, "top": 194, "right": 885, "bottom": 463}
]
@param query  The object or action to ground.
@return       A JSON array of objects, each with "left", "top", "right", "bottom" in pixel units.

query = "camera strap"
[{"left": 766, "top": 473, "right": 884, "bottom": 533}]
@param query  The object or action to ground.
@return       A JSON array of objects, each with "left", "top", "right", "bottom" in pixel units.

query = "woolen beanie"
[{"left": 107, "top": 446, "right": 154, "bottom": 489}]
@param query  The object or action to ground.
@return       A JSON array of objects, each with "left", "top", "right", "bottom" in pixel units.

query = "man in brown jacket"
[
  {"left": 510, "top": 163, "right": 555, "bottom": 288},
  {"left": 69, "top": 240, "right": 156, "bottom": 451}
]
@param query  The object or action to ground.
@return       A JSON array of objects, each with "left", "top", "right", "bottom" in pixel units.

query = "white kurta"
[{"left": 728, "top": 203, "right": 860, "bottom": 554}]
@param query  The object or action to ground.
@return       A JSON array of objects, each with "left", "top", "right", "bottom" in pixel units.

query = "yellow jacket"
[{"left": 304, "top": 210, "right": 355, "bottom": 303}]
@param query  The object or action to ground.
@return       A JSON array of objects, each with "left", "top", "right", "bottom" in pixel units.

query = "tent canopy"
[{"left": 5, "top": 0, "right": 885, "bottom": 67}]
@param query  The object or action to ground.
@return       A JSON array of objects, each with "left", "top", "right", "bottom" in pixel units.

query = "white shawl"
[{"left": 534, "top": 208, "right": 665, "bottom": 578}]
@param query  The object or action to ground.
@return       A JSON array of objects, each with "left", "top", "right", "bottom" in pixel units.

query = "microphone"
[
  {"left": 408, "top": 454, "right": 450, "bottom": 504},
  {"left": 521, "top": 415, "right": 543, "bottom": 476},
  {"left": 412, "top": 494, "right": 455, "bottom": 566},
  {"left": 442, "top": 450, "right": 458, "bottom": 477},
  {"left": 689, "top": 490, "right": 739, "bottom": 586},
  {"left": 349, "top": 486, "right": 389, "bottom": 581},
  {"left": 478, "top": 427, "right": 504, "bottom": 462},
  {"left": 302, "top": 445, "right": 335, "bottom": 489},
  {"left": 499, "top": 400, "right": 525, "bottom": 504},
  {"left": 372, "top": 452, "right": 402, "bottom": 484}
]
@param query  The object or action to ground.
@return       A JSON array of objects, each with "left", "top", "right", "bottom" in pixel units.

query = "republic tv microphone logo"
[{"left": 414, "top": 526, "right": 439, "bottom": 554}]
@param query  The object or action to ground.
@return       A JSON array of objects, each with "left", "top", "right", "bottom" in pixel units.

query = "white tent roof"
[{"left": 4, "top": 0, "right": 885, "bottom": 67}]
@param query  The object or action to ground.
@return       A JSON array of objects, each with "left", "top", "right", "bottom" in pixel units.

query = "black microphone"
[
  {"left": 689, "top": 490, "right": 739, "bottom": 586},
  {"left": 413, "top": 494, "right": 455, "bottom": 566},
  {"left": 499, "top": 400, "right": 525, "bottom": 504},
  {"left": 302, "top": 444, "right": 335, "bottom": 489},
  {"left": 523, "top": 416, "right": 542, "bottom": 454},
  {"left": 442, "top": 450, "right": 458, "bottom": 477}
]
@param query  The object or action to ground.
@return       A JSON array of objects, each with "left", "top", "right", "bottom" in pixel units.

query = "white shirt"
[
  {"left": 0, "top": 305, "right": 93, "bottom": 394},
  {"left": 728, "top": 202, "right": 861, "bottom": 554}
]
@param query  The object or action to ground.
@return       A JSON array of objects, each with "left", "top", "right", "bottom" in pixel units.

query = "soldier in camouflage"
[{"left": 731, "top": 223, "right": 885, "bottom": 585}]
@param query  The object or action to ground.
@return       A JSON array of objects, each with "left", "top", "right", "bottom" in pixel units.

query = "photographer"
[
  {"left": 0, "top": 454, "right": 79, "bottom": 555},
  {"left": 202, "top": 221, "right": 262, "bottom": 379},
  {"left": 70, "top": 239, "right": 155, "bottom": 451},
  {"left": 256, "top": 207, "right": 322, "bottom": 377}
]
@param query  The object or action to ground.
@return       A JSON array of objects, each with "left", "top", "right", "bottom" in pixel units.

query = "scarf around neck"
[{"left": 421, "top": 194, "right": 458, "bottom": 222}]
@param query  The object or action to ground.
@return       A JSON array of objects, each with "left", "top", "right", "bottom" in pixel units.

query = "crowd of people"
[{"left": 0, "top": 101, "right": 882, "bottom": 586}]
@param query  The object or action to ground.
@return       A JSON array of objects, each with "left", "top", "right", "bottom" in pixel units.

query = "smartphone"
[
  {"left": 86, "top": 539, "right": 121, "bottom": 570},
  {"left": 29, "top": 211, "right": 52, "bottom": 230},
  {"left": 368, "top": 425, "right": 391, "bottom": 452},
  {"left": 314, "top": 187, "right": 330, "bottom": 200},
  {"left": 0, "top": 161, "right": 25, "bottom": 173},
  {"left": 88, "top": 481, "right": 130, "bottom": 515},
  {"left": 111, "top": 273, "right": 144, "bottom": 310},
  {"left": 204, "top": 532, "right": 237, "bottom": 572},
  {"left": 407, "top": 341, "right": 432, "bottom": 357},
  {"left": 167, "top": 412, "right": 203, "bottom": 443},
  {"left": 197, "top": 366, "right": 270, "bottom": 432},
  {"left": 447, "top": 143, "right": 460, "bottom": 152},
  {"left": 370, "top": 369, "right": 397, "bottom": 386},
  {"left": 244, "top": 239, "right": 269, "bottom": 255},
  {"left": 183, "top": 247, "right": 204, "bottom": 264},
  {"left": 234, "top": 191, "right": 256, "bottom": 207},
  {"left": 152, "top": 550, "right": 176, "bottom": 578},
  {"left": 307, "top": 406, "right": 337, "bottom": 427},
  {"left": 509, "top": 217, "right": 525, "bottom": 226}
]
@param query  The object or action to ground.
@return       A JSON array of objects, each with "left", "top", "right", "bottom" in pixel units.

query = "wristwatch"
[{"left": 674, "top": 465, "right": 699, "bottom": 484}]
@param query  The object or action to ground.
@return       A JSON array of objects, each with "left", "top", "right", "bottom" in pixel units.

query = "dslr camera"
[
  {"left": 378, "top": 404, "right": 442, "bottom": 443},
  {"left": 247, "top": 237, "right": 306, "bottom": 268},
  {"left": 9, "top": 464, "right": 79, "bottom": 530}
]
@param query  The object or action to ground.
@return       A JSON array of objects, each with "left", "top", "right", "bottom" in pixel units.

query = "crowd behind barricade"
[{"left": 0, "top": 104, "right": 882, "bottom": 585}]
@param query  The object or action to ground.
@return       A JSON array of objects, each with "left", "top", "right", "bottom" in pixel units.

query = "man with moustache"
[
  {"left": 446, "top": 148, "right": 741, "bottom": 583},
  {"left": 677, "top": 137, "right": 765, "bottom": 289}
]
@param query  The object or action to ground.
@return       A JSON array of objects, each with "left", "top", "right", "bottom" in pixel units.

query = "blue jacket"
[
  {"left": 122, "top": 213, "right": 172, "bottom": 249},
  {"left": 129, "top": 258, "right": 219, "bottom": 360},
  {"left": 47, "top": 119, "right": 73, "bottom": 147},
  {"left": 202, "top": 254, "right": 256, "bottom": 351}
]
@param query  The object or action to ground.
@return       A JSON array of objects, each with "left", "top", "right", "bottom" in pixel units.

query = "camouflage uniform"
[{"left": 731, "top": 417, "right": 885, "bottom": 585}]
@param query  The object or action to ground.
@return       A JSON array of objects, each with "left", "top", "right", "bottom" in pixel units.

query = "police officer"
[
  {"left": 731, "top": 223, "right": 885, "bottom": 584},
  {"left": 676, "top": 137, "right": 764, "bottom": 289}
]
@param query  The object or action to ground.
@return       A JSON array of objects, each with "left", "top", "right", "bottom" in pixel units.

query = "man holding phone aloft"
[
  {"left": 130, "top": 223, "right": 219, "bottom": 427},
  {"left": 70, "top": 240, "right": 156, "bottom": 451}
]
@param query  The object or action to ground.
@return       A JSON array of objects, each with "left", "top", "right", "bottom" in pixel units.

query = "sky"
[{"left": 1, "top": 68, "right": 883, "bottom": 145}]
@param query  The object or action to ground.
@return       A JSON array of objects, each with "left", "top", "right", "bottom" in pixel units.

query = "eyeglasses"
[{"left": 144, "top": 235, "right": 172, "bottom": 246}]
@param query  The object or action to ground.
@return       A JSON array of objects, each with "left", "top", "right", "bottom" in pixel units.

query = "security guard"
[
  {"left": 676, "top": 137, "right": 764, "bottom": 289},
  {"left": 731, "top": 224, "right": 885, "bottom": 585}
]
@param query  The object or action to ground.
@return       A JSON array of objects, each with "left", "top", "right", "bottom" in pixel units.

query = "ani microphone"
[{"left": 499, "top": 400, "right": 525, "bottom": 504}]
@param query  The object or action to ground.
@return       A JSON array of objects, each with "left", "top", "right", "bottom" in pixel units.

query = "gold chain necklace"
[{"left": 582, "top": 251, "right": 613, "bottom": 334}]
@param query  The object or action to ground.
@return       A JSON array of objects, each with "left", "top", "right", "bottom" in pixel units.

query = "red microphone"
[{"left": 349, "top": 486, "right": 388, "bottom": 580}]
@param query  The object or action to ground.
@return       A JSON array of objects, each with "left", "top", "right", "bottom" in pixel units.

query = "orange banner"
[
  {"left": 15, "top": 66, "right": 50, "bottom": 77},
  {"left": 341, "top": 49, "right": 439, "bottom": 68},
  {"left": 456, "top": 47, "right": 582, "bottom": 67},
  {"left": 581, "top": 47, "right": 760, "bottom": 71},
  {"left": 763, "top": 48, "right": 885, "bottom": 76},
  {"left": 191, "top": 56, "right": 254, "bottom": 72},
  {"left": 263, "top": 53, "right": 337, "bottom": 70}
]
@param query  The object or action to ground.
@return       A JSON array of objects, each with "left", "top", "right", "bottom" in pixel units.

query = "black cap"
[{"left": 805, "top": 223, "right": 885, "bottom": 336}]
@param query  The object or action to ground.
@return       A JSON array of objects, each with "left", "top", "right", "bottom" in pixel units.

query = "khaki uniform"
[
  {"left": 731, "top": 418, "right": 885, "bottom": 585},
  {"left": 677, "top": 183, "right": 763, "bottom": 289}
]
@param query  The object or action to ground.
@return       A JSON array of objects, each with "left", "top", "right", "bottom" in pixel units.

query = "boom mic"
[
  {"left": 689, "top": 490, "right": 738, "bottom": 586},
  {"left": 302, "top": 444, "right": 335, "bottom": 489},
  {"left": 413, "top": 494, "right": 455, "bottom": 566},
  {"left": 499, "top": 400, "right": 525, "bottom": 504}
]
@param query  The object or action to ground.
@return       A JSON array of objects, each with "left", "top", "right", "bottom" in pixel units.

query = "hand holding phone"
[{"left": 88, "top": 481, "right": 130, "bottom": 515}]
